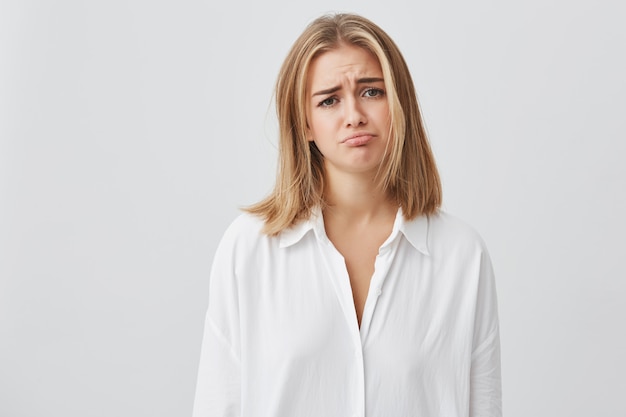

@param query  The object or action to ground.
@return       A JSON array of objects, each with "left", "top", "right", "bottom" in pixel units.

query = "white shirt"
[{"left": 193, "top": 209, "right": 502, "bottom": 417}]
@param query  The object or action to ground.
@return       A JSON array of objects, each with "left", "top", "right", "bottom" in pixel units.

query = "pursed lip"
[{"left": 341, "top": 132, "right": 376, "bottom": 146}]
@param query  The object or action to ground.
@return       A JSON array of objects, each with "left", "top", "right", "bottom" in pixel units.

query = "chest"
[
  {"left": 238, "top": 239, "right": 477, "bottom": 363},
  {"left": 327, "top": 225, "right": 393, "bottom": 325}
]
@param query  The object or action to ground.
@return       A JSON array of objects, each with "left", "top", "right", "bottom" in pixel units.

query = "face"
[{"left": 306, "top": 43, "right": 391, "bottom": 178}]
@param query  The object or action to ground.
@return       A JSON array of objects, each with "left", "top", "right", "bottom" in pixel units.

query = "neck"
[{"left": 322, "top": 168, "right": 397, "bottom": 222}]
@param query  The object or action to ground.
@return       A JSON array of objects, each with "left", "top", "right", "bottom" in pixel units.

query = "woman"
[{"left": 193, "top": 13, "right": 501, "bottom": 417}]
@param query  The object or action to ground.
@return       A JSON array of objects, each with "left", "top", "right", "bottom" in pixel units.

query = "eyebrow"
[{"left": 312, "top": 77, "right": 385, "bottom": 96}]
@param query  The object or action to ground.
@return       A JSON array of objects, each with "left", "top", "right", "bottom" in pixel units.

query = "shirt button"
[{"left": 375, "top": 288, "right": 382, "bottom": 296}]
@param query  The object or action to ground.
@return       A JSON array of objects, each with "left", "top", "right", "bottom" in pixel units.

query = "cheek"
[
  {"left": 309, "top": 114, "right": 333, "bottom": 136},
  {"left": 379, "top": 108, "right": 392, "bottom": 141}
]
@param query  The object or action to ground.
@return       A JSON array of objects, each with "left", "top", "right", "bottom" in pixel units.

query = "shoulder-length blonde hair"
[{"left": 246, "top": 13, "right": 442, "bottom": 235}]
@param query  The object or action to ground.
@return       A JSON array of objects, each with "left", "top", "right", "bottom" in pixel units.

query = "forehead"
[{"left": 307, "top": 44, "right": 383, "bottom": 88}]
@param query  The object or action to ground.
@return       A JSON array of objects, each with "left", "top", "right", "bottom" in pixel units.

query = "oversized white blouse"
[{"left": 193, "top": 209, "right": 502, "bottom": 417}]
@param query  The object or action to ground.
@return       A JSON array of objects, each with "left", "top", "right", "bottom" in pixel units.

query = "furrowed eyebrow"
[
  {"left": 357, "top": 77, "right": 384, "bottom": 84},
  {"left": 312, "top": 86, "right": 341, "bottom": 97},
  {"left": 312, "top": 77, "right": 385, "bottom": 97}
]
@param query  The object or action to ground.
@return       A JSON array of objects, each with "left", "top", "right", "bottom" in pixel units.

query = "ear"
[{"left": 305, "top": 121, "right": 314, "bottom": 142}]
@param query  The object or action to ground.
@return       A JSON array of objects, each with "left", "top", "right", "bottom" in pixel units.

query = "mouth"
[{"left": 341, "top": 132, "right": 376, "bottom": 146}]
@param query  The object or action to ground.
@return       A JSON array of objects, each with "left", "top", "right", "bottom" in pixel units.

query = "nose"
[{"left": 344, "top": 98, "right": 367, "bottom": 127}]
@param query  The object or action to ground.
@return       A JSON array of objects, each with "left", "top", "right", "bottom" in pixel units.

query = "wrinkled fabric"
[{"left": 193, "top": 209, "right": 502, "bottom": 417}]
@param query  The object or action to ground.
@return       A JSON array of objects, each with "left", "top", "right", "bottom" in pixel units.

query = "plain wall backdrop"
[{"left": 1, "top": 0, "right": 625, "bottom": 416}]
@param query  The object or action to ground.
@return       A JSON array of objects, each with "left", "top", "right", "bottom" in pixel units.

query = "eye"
[
  {"left": 318, "top": 97, "right": 338, "bottom": 107},
  {"left": 363, "top": 88, "right": 385, "bottom": 98}
]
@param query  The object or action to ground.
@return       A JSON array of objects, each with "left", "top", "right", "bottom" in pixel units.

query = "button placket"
[{"left": 359, "top": 238, "right": 399, "bottom": 343}]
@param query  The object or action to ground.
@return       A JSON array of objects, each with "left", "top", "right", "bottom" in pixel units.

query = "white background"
[{"left": 1, "top": 0, "right": 625, "bottom": 416}]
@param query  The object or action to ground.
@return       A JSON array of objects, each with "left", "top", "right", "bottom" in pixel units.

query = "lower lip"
[{"left": 343, "top": 135, "right": 374, "bottom": 146}]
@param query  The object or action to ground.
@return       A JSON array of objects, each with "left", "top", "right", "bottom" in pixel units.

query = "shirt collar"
[
  {"left": 396, "top": 208, "right": 430, "bottom": 256},
  {"left": 278, "top": 209, "right": 320, "bottom": 248},
  {"left": 278, "top": 206, "right": 430, "bottom": 256}
]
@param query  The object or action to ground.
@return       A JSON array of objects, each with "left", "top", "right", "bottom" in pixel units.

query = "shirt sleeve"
[
  {"left": 192, "top": 226, "right": 242, "bottom": 417},
  {"left": 192, "top": 314, "right": 241, "bottom": 416},
  {"left": 469, "top": 247, "right": 502, "bottom": 417}
]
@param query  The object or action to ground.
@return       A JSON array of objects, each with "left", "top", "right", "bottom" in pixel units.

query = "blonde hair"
[{"left": 246, "top": 13, "right": 442, "bottom": 235}]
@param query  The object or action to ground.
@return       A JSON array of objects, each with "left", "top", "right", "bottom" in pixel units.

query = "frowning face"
[{"left": 306, "top": 43, "right": 391, "bottom": 179}]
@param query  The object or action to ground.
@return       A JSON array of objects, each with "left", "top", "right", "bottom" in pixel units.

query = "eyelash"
[
  {"left": 363, "top": 88, "right": 384, "bottom": 98},
  {"left": 317, "top": 87, "right": 385, "bottom": 108}
]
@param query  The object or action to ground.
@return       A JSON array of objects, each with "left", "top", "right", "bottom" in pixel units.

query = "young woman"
[{"left": 193, "top": 13, "right": 502, "bottom": 417}]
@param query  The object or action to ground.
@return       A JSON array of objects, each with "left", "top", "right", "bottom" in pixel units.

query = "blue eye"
[
  {"left": 319, "top": 97, "right": 337, "bottom": 107},
  {"left": 363, "top": 88, "right": 384, "bottom": 98}
]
